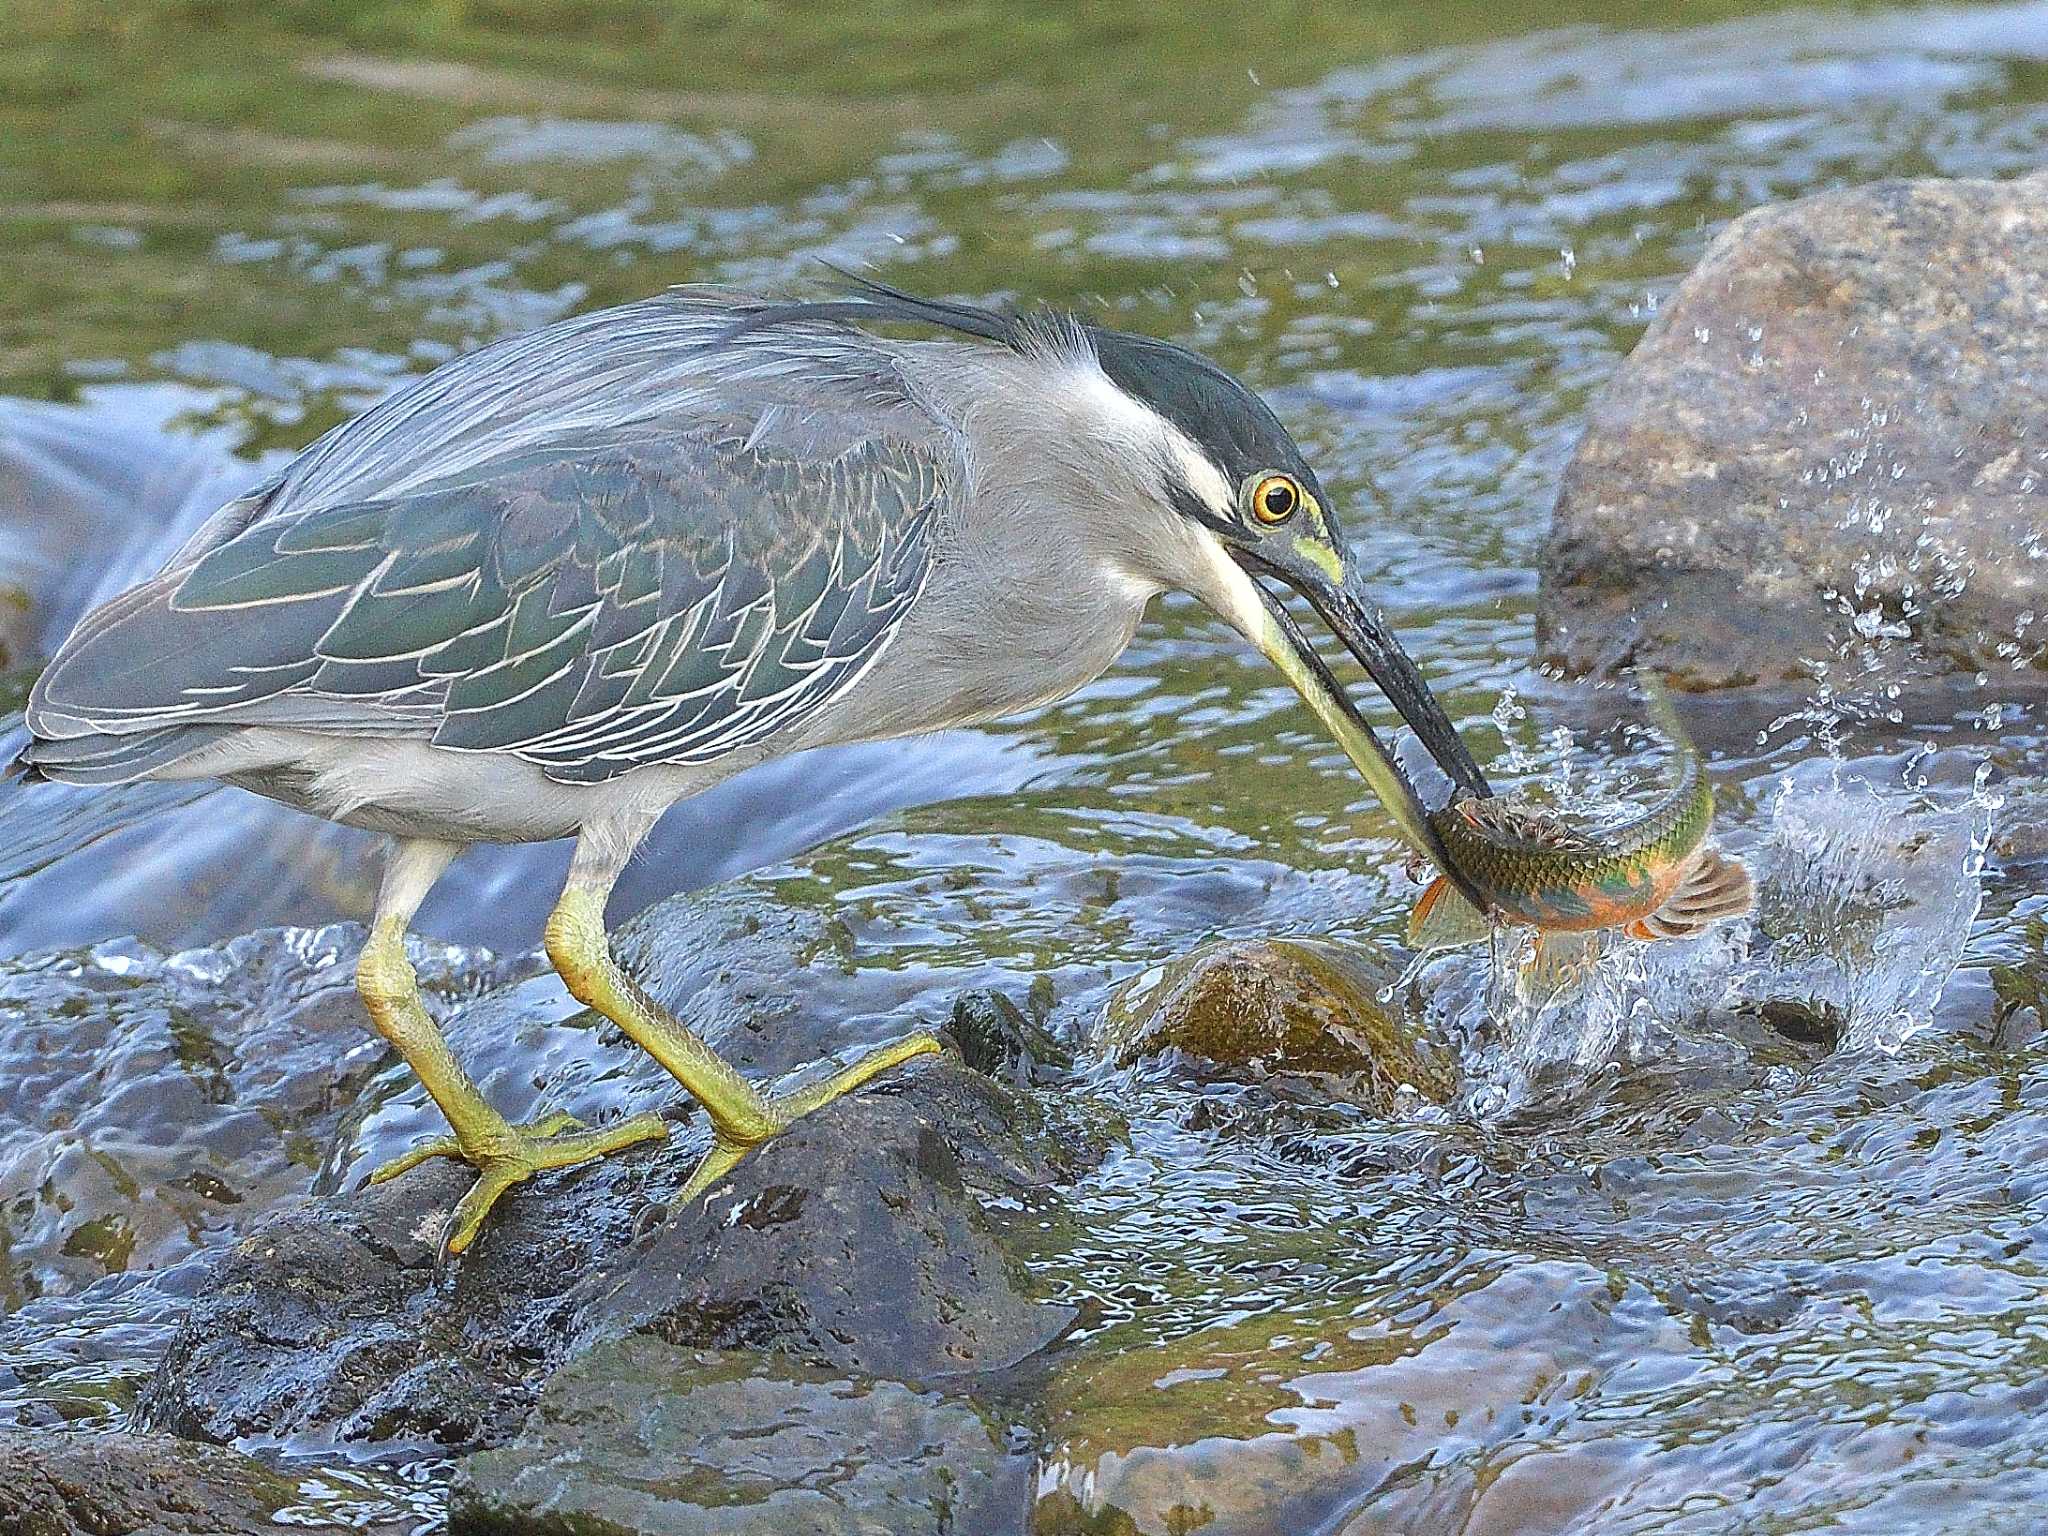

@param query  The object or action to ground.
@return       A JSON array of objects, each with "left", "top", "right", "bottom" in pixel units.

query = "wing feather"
[
  {"left": 29, "top": 291, "right": 963, "bottom": 776},
  {"left": 32, "top": 418, "right": 953, "bottom": 784}
]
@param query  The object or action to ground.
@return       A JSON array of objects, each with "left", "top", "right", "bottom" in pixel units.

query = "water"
[{"left": 4, "top": 1, "right": 2048, "bottom": 1530}]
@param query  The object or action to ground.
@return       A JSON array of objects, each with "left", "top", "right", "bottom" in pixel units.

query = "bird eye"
[{"left": 1250, "top": 473, "right": 1301, "bottom": 525}]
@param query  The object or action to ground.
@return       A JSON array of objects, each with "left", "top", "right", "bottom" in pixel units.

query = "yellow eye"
[{"left": 1250, "top": 472, "right": 1301, "bottom": 525}]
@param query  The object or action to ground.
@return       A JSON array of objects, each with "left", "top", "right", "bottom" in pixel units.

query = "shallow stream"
[{"left": 4, "top": 2, "right": 2048, "bottom": 1529}]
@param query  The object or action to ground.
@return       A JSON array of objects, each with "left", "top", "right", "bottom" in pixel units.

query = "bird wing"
[{"left": 30, "top": 296, "right": 963, "bottom": 785}]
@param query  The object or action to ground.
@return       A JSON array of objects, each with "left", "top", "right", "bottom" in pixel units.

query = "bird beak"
[{"left": 1232, "top": 546, "right": 1492, "bottom": 885}]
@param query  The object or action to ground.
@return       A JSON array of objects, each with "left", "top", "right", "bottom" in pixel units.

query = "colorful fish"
[{"left": 1408, "top": 679, "right": 1753, "bottom": 952}]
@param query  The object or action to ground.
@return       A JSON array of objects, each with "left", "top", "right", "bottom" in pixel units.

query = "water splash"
[
  {"left": 1419, "top": 918, "right": 1751, "bottom": 1118},
  {"left": 1735, "top": 759, "right": 1995, "bottom": 1051},
  {"left": 1417, "top": 746, "right": 1996, "bottom": 1119}
]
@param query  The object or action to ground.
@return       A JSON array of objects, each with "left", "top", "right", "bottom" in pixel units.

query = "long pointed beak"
[
  {"left": 1293, "top": 565, "right": 1492, "bottom": 804},
  {"left": 1234, "top": 553, "right": 1492, "bottom": 906}
]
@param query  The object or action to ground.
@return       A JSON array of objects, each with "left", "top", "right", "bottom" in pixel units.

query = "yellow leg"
[
  {"left": 543, "top": 885, "right": 941, "bottom": 1206},
  {"left": 357, "top": 906, "right": 666, "bottom": 1255}
]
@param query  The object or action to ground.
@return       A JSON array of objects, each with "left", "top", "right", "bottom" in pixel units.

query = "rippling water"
[{"left": 4, "top": 1, "right": 2047, "bottom": 1530}]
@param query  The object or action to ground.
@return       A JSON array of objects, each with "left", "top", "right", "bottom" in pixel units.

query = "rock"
[
  {"left": 1538, "top": 170, "right": 2048, "bottom": 692},
  {"left": 1756, "top": 998, "right": 1842, "bottom": 1048},
  {"left": 142, "top": 1057, "right": 1088, "bottom": 1451},
  {"left": 568, "top": 1062, "right": 1083, "bottom": 1379},
  {"left": 1102, "top": 938, "right": 1453, "bottom": 1110},
  {"left": 0, "top": 1429, "right": 367, "bottom": 1536},
  {"left": 449, "top": 1337, "right": 1032, "bottom": 1536},
  {"left": 1031, "top": 1303, "right": 1423, "bottom": 1536},
  {"left": 0, "top": 922, "right": 518, "bottom": 1308},
  {"left": 945, "top": 988, "right": 1072, "bottom": 1085}
]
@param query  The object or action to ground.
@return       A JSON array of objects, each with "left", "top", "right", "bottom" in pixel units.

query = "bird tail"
[{"left": 11, "top": 724, "right": 233, "bottom": 786}]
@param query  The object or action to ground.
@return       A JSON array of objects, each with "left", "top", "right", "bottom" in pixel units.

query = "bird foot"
[
  {"left": 367, "top": 1107, "right": 669, "bottom": 1255},
  {"left": 675, "top": 1032, "right": 944, "bottom": 1207}
]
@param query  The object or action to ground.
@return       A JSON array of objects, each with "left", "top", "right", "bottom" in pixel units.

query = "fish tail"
[{"left": 1629, "top": 846, "right": 1755, "bottom": 941}]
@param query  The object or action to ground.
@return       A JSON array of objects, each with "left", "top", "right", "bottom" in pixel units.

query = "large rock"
[
  {"left": 449, "top": 1338, "right": 1032, "bottom": 1536},
  {"left": 1539, "top": 170, "right": 2048, "bottom": 692},
  {"left": 141, "top": 1058, "right": 1090, "bottom": 1451},
  {"left": 0, "top": 1429, "right": 376, "bottom": 1536}
]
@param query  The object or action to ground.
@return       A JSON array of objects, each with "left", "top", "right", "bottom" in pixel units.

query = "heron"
[{"left": 16, "top": 279, "right": 1491, "bottom": 1254}]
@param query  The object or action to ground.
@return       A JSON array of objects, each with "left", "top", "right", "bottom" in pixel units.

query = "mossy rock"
[
  {"left": 1102, "top": 938, "right": 1452, "bottom": 1109},
  {"left": 0, "top": 1431, "right": 311, "bottom": 1536}
]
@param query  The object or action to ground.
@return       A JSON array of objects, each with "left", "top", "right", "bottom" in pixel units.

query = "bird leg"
[
  {"left": 544, "top": 882, "right": 942, "bottom": 1207},
  {"left": 355, "top": 841, "right": 666, "bottom": 1255}
]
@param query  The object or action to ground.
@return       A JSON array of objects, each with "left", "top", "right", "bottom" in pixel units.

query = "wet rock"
[
  {"left": 1539, "top": 170, "right": 2048, "bottom": 692},
  {"left": 569, "top": 1063, "right": 1082, "bottom": 1379},
  {"left": 0, "top": 922, "right": 515, "bottom": 1308},
  {"left": 449, "top": 1338, "right": 1031, "bottom": 1536},
  {"left": 143, "top": 1057, "right": 1086, "bottom": 1451},
  {"left": 1102, "top": 938, "right": 1453, "bottom": 1109},
  {"left": 1032, "top": 1303, "right": 1434, "bottom": 1536},
  {"left": 946, "top": 988, "right": 1072, "bottom": 1085},
  {"left": 1756, "top": 998, "right": 1842, "bottom": 1049},
  {"left": 0, "top": 1429, "right": 338, "bottom": 1536}
]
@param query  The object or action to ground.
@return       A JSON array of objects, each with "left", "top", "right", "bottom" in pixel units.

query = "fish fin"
[
  {"left": 1407, "top": 875, "right": 1493, "bottom": 951},
  {"left": 1517, "top": 930, "right": 1600, "bottom": 1005},
  {"left": 1630, "top": 846, "right": 1755, "bottom": 941}
]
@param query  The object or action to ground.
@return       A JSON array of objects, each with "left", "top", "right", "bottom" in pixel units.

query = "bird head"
[
  {"left": 756, "top": 275, "right": 1490, "bottom": 873},
  {"left": 1084, "top": 325, "right": 1492, "bottom": 870}
]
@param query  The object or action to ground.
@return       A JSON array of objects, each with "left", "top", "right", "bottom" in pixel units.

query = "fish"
[{"left": 1406, "top": 678, "right": 1754, "bottom": 953}]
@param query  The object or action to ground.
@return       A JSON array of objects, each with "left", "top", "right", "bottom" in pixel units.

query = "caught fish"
[{"left": 1407, "top": 679, "right": 1753, "bottom": 952}]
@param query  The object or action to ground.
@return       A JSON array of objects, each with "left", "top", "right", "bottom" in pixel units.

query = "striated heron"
[{"left": 18, "top": 280, "right": 1490, "bottom": 1253}]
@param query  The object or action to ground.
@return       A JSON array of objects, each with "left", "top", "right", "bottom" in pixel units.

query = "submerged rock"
[
  {"left": 1103, "top": 938, "right": 1453, "bottom": 1109},
  {"left": 1539, "top": 170, "right": 2048, "bottom": 692},
  {"left": 143, "top": 1058, "right": 1088, "bottom": 1451},
  {"left": 450, "top": 1338, "right": 1032, "bottom": 1536},
  {"left": 0, "top": 1429, "right": 347, "bottom": 1536}
]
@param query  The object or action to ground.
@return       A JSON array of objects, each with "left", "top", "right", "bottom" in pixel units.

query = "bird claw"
[
  {"left": 366, "top": 1108, "right": 601, "bottom": 1186},
  {"left": 365, "top": 1108, "right": 668, "bottom": 1256},
  {"left": 671, "top": 1031, "right": 944, "bottom": 1209}
]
